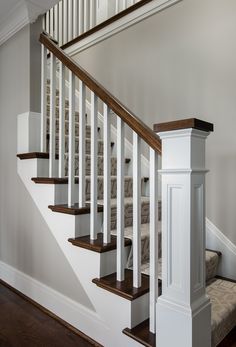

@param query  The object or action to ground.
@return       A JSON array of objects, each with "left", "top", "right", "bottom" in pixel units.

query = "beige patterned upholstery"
[{"left": 207, "top": 278, "right": 236, "bottom": 346}]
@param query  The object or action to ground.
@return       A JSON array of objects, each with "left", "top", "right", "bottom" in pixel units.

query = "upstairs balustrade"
[{"left": 43, "top": 0, "right": 142, "bottom": 46}]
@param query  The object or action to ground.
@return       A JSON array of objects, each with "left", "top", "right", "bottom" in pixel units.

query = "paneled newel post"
[{"left": 154, "top": 118, "right": 214, "bottom": 347}]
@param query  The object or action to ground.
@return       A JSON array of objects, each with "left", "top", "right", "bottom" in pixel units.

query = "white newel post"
[{"left": 156, "top": 119, "right": 213, "bottom": 347}]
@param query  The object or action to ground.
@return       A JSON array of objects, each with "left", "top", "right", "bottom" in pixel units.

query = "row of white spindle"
[
  {"left": 41, "top": 41, "right": 159, "bottom": 333},
  {"left": 43, "top": 0, "right": 142, "bottom": 46},
  {"left": 43, "top": 0, "right": 97, "bottom": 46}
]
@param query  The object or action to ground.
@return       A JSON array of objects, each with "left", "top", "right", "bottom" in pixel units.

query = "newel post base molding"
[{"left": 154, "top": 119, "right": 214, "bottom": 347}]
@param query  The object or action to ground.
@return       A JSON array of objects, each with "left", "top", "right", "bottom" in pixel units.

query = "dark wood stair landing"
[
  {"left": 68, "top": 233, "right": 132, "bottom": 253},
  {"left": 123, "top": 319, "right": 155, "bottom": 347}
]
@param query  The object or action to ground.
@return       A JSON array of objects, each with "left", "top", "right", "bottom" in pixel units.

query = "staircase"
[{"left": 15, "top": 3, "right": 236, "bottom": 347}]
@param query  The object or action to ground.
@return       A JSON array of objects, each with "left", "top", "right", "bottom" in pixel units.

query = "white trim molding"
[
  {"left": 0, "top": 260, "right": 106, "bottom": 340},
  {"left": 65, "top": 0, "right": 183, "bottom": 56},
  {"left": 206, "top": 218, "right": 236, "bottom": 280}
]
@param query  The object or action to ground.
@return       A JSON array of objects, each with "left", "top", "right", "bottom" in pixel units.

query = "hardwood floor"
[
  {"left": 0, "top": 280, "right": 101, "bottom": 347},
  {"left": 218, "top": 327, "right": 236, "bottom": 347}
]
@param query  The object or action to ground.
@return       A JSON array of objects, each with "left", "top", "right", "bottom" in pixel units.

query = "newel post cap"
[{"left": 153, "top": 118, "right": 214, "bottom": 134}]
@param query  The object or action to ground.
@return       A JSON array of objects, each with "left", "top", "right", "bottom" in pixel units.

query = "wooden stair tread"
[
  {"left": 17, "top": 152, "right": 50, "bottom": 160},
  {"left": 123, "top": 319, "right": 155, "bottom": 347},
  {"left": 33, "top": 177, "right": 73, "bottom": 184},
  {"left": 68, "top": 233, "right": 132, "bottom": 253},
  {"left": 92, "top": 269, "right": 149, "bottom": 301},
  {"left": 48, "top": 203, "right": 103, "bottom": 215}
]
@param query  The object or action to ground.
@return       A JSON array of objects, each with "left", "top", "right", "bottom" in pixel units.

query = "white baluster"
[
  {"left": 42, "top": 14, "right": 46, "bottom": 31},
  {"left": 115, "top": 0, "right": 119, "bottom": 14},
  {"left": 103, "top": 104, "right": 111, "bottom": 244},
  {"left": 90, "top": 0, "right": 96, "bottom": 29},
  {"left": 149, "top": 148, "right": 159, "bottom": 333},
  {"left": 63, "top": 0, "right": 68, "bottom": 44},
  {"left": 41, "top": 44, "right": 47, "bottom": 153},
  {"left": 58, "top": 1, "right": 63, "bottom": 46},
  {"left": 59, "top": 62, "right": 65, "bottom": 178},
  {"left": 49, "top": 54, "right": 57, "bottom": 177},
  {"left": 49, "top": 8, "right": 54, "bottom": 37},
  {"left": 79, "top": 0, "right": 84, "bottom": 35},
  {"left": 79, "top": 80, "right": 86, "bottom": 207},
  {"left": 68, "top": 71, "right": 75, "bottom": 207},
  {"left": 46, "top": 11, "right": 50, "bottom": 33},
  {"left": 54, "top": 4, "right": 59, "bottom": 42},
  {"left": 84, "top": 0, "right": 90, "bottom": 32},
  {"left": 122, "top": 0, "right": 128, "bottom": 10},
  {"left": 117, "top": 117, "right": 125, "bottom": 281},
  {"left": 68, "top": 0, "right": 73, "bottom": 41},
  {"left": 133, "top": 132, "right": 141, "bottom": 288},
  {"left": 90, "top": 92, "right": 98, "bottom": 240},
  {"left": 73, "top": 0, "right": 78, "bottom": 38}
]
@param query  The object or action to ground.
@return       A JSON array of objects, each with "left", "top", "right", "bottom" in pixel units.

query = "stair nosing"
[
  {"left": 92, "top": 269, "right": 151, "bottom": 301},
  {"left": 122, "top": 319, "right": 155, "bottom": 347},
  {"left": 68, "top": 233, "right": 132, "bottom": 253},
  {"left": 48, "top": 203, "right": 104, "bottom": 215}
]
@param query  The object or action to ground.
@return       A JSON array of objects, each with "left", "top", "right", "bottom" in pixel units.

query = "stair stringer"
[{"left": 17, "top": 157, "right": 148, "bottom": 347}]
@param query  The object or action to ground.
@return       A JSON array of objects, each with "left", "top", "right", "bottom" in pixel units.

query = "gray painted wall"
[
  {"left": 0, "top": 24, "right": 93, "bottom": 309},
  {"left": 74, "top": 0, "right": 236, "bottom": 245}
]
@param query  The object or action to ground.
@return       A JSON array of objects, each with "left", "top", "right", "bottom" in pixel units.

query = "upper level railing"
[
  {"left": 40, "top": 30, "right": 160, "bottom": 333},
  {"left": 43, "top": 0, "right": 144, "bottom": 47}
]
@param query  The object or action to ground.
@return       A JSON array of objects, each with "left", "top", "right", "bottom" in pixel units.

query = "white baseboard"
[
  {"left": 0, "top": 261, "right": 106, "bottom": 342},
  {"left": 206, "top": 218, "right": 236, "bottom": 280}
]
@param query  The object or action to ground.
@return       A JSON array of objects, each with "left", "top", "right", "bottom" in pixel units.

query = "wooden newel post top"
[
  {"left": 153, "top": 118, "right": 214, "bottom": 134},
  {"left": 155, "top": 118, "right": 213, "bottom": 347}
]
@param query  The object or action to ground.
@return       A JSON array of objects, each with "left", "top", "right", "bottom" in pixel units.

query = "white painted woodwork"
[
  {"left": 115, "top": 0, "right": 119, "bottom": 14},
  {"left": 103, "top": 104, "right": 111, "bottom": 244},
  {"left": 17, "top": 148, "right": 150, "bottom": 347},
  {"left": 79, "top": 80, "right": 86, "bottom": 207},
  {"left": 59, "top": 62, "right": 65, "bottom": 178},
  {"left": 149, "top": 148, "right": 159, "bottom": 334},
  {"left": 49, "top": 53, "right": 57, "bottom": 177},
  {"left": 122, "top": 0, "right": 128, "bottom": 10},
  {"left": 42, "top": 14, "right": 46, "bottom": 30},
  {"left": 90, "top": 92, "right": 98, "bottom": 240},
  {"left": 156, "top": 128, "right": 212, "bottom": 347},
  {"left": 46, "top": 11, "right": 50, "bottom": 34},
  {"left": 58, "top": 1, "right": 63, "bottom": 46},
  {"left": 49, "top": 8, "right": 54, "bottom": 37},
  {"left": 40, "top": 44, "right": 47, "bottom": 153},
  {"left": 68, "top": 0, "right": 73, "bottom": 41},
  {"left": 54, "top": 4, "right": 59, "bottom": 42},
  {"left": 90, "top": 0, "right": 96, "bottom": 29},
  {"left": 73, "top": 0, "right": 78, "bottom": 38},
  {"left": 68, "top": 71, "right": 75, "bottom": 207},
  {"left": 64, "top": 0, "right": 180, "bottom": 56},
  {"left": 63, "top": 0, "right": 68, "bottom": 44},
  {"left": 78, "top": 0, "right": 84, "bottom": 35},
  {"left": 132, "top": 132, "right": 141, "bottom": 288},
  {"left": 84, "top": 0, "right": 90, "bottom": 32},
  {"left": 117, "top": 117, "right": 125, "bottom": 282}
]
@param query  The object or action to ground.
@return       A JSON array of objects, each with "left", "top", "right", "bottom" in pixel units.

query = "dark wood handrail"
[{"left": 40, "top": 32, "right": 161, "bottom": 154}]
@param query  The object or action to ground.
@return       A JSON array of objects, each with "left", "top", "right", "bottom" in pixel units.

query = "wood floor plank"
[{"left": 0, "top": 280, "right": 102, "bottom": 347}]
